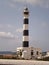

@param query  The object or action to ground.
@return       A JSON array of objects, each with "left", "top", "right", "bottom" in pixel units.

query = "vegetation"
[
  {"left": 36, "top": 57, "right": 49, "bottom": 61},
  {"left": 0, "top": 54, "right": 49, "bottom": 61},
  {"left": 42, "top": 57, "right": 49, "bottom": 61},
  {"left": 0, "top": 55, "right": 17, "bottom": 59}
]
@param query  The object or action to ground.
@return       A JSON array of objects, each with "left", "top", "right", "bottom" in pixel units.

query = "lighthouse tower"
[
  {"left": 16, "top": 7, "right": 42, "bottom": 60},
  {"left": 23, "top": 7, "right": 29, "bottom": 47}
]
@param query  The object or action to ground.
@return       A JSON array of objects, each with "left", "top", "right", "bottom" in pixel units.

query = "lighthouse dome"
[{"left": 23, "top": 7, "right": 29, "bottom": 15}]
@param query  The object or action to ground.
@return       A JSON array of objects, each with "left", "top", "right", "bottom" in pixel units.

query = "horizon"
[{"left": 0, "top": 0, "right": 49, "bottom": 51}]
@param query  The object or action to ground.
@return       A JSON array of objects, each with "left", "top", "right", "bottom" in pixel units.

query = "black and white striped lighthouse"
[{"left": 23, "top": 7, "right": 29, "bottom": 47}]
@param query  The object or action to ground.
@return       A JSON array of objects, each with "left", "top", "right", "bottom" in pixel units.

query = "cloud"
[
  {"left": 7, "top": 24, "right": 13, "bottom": 28},
  {"left": 0, "top": 24, "right": 15, "bottom": 29},
  {"left": 16, "top": 28, "right": 23, "bottom": 33},
  {"left": 9, "top": 0, "right": 49, "bottom": 8},
  {"left": 0, "top": 32, "right": 15, "bottom": 39},
  {"left": 0, "top": 24, "right": 3, "bottom": 28},
  {"left": 8, "top": 2, "right": 16, "bottom": 8},
  {"left": 41, "top": 22, "right": 47, "bottom": 28}
]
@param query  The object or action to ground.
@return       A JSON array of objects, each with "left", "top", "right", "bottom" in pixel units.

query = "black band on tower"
[
  {"left": 24, "top": 18, "right": 29, "bottom": 24},
  {"left": 23, "top": 41, "right": 29, "bottom": 47},
  {"left": 23, "top": 30, "right": 29, "bottom": 36},
  {"left": 24, "top": 12, "right": 29, "bottom": 15}
]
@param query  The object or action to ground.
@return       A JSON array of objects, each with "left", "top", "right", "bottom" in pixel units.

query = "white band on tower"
[
  {"left": 23, "top": 24, "right": 28, "bottom": 30},
  {"left": 23, "top": 36, "right": 29, "bottom": 41}
]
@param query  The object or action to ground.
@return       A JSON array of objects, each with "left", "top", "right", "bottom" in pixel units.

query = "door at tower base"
[
  {"left": 22, "top": 50, "right": 31, "bottom": 59},
  {"left": 21, "top": 47, "right": 31, "bottom": 59}
]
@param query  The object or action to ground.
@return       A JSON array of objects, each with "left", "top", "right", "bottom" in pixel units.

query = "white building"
[
  {"left": 17, "top": 47, "right": 42, "bottom": 59},
  {"left": 44, "top": 51, "right": 49, "bottom": 57},
  {"left": 46, "top": 51, "right": 49, "bottom": 56}
]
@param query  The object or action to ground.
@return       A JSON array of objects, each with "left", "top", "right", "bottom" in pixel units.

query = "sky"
[{"left": 0, "top": 0, "right": 49, "bottom": 51}]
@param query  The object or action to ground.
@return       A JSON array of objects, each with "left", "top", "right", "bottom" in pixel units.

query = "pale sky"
[{"left": 0, "top": 0, "right": 49, "bottom": 51}]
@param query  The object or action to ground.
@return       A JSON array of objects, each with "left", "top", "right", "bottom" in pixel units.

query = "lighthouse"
[
  {"left": 16, "top": 7, "right": 42, "bottom": 60},
  {"left": 23, "top": 7, "right": 29, "bottom": 47}
]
